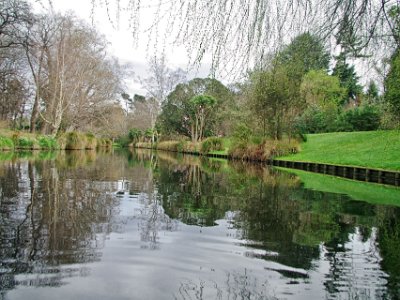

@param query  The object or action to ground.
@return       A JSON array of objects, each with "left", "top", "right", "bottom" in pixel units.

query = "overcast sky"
[
  {"left": 30, "top": 0, "right": 381, "bottom": 95},
  {"left": 32, "top": 0, "right": 212, "bottom": 96}
]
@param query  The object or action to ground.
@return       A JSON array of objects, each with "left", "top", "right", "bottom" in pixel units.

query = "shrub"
[
  {"left": 336, "top": 105, "right": 381, "bottom": 131},
  {"left": 182, "top": 141, "right": 199, "bottom": 153},
  {"left": 96, "top": 138, "right": 112, "bottom": 148},
  {"left": 85, "top": 133, "right": 97, "bottom": 149},
  {"left": 228, "top": 140, "right": 248, "bottom": 159},
  {"left": 295, "top": 107, "right": 332, "bottom": 134},
  {"left": 115, "top": 135, "right": 131, "bottom": 147},
  {"left": 200, "top": 137, "right": 224, "bottom": 154},
  {"left": 15, "top": 136, "right": 36, "bottom": 149},
  {"left": 232, "top": 123, "right": 252, "bottom": 142},
  {"left": 156, "top": 141, "right": 181, "bottom": 151},
  {"left": 64, "top": 132, "right": 87, "bottom": 150},
  {"left": 56, "top": 133, "right": 67, "bottom": 149},
  {"left": 264, "top": 139, "right": 300, "bottom": 159},
  {"left": 128, "top": 128, "right": 143, "bottom": 142},
  {"left": 228, "top": 138, "right": 300, "bottom": 161},
  {"left": 136, "top": 142, "right": 153, "bottom": 149},
  {"left": 0, "top": 136, "right": 14, "bottom": 150},
  {"left": 38, "top": 136, "right": 59, "bottom": 150}
]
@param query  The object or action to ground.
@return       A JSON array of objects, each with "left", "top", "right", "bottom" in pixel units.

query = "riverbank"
[
  {"left": 278, "top": 130, "right": 400, "bottom": 171},
  {"left": 134, "top": 130, "right": 400, "bottom": 172},
  {"left": 0, "top": 129, "right": 112, "bottom": 151}
]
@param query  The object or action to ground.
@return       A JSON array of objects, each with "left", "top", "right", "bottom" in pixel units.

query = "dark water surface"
[{"left": 1, "top": 150, "right": 400, "bottom": 299}]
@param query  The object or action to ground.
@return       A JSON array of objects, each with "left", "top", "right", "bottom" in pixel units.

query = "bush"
[
  {"left": 128, "top": 128, "right": 143, "bottom": 142},
  {"left": 85, "top": 133, "right": 97, "bottom": 149},
  {"left": 263, "top": 139, "right": 300, "bottom": 159},
  {"left": 0, "top": 136, "right": 14, "bottom": 150},
  {"left": 295, "top": 107, "right": 334, "bottom": 134},
  {"left": 156, "top": 141, "right": 181, "bottom": 151},
  {"left": 181, "top": 141, "right": 198, "bottom": 153},
  {"left": 296, "top": 105, "right": 381, "bottom": 133},
  {"left": 115, "top": 135, "right": 131, "bottom": 147},
  {"left": 232, "top": 123, "right": 252, "bottom": 142},
  {"left": 97, "top": 138, "right": 113, "bottom": 149},
  {"left": 200, "top": 137, "right": 224, "bottom": 154},
  {"left": 15, "top": 136, "right": 36, "bottom": 149},
  {"left": 227, "top": 140, "right": 248, "bottom": 159},
  {"left": 228, "top": 138, "right": 300, "bottom": 161},
  {"left": 64, "top": 132, "right": 87, "bottom": 150},
  {"left": 336, "top": 105, "right": 381, "bottom": 131},
  {"left": 136, "top": 142, "right": 153, "bottom": 149},
  {"left": 38, "top": 136, "right": 59, "bottom": 150}
]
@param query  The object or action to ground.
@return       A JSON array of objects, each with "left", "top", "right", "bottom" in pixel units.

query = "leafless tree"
[
  {"left": 138, "top": 53, "right": 186, "bottom": 143},
  {"left": 24, "top": 12, "right": 125, "bottom": 135},
  {"left": 0, "top": 0, "right": 32, "bottom": 128}
]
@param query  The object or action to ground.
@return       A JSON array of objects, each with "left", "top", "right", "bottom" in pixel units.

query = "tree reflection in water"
[
  {"left": 0, "top": 152, "right": 119, "bottom": 292},
  {"left": 152, "top": 152, "right": 400, "bottom": 299},
  {"left": 136, "top": 192, "right": 178, "bottom": 250},
  {"left": 1, "top": 150, "right": 400, "bottom": 299},
  {"left": 173, "top": 269, "right": 275, "bottom": 300}
]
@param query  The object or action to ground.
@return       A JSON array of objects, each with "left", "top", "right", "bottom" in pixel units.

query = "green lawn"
[
  {"left": 277, "top": 167, "right": 400, "bottom": 207},
  {"left": 279, "top": 130, "right": 400, "bottom": 171}
]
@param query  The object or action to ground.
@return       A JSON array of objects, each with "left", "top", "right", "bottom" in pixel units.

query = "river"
[{"left": 0, "top": 149, "right": 399, "bottom": 299}]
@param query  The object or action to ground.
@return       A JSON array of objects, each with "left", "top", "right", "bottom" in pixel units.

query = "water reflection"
[
  {"left": 152, "top": 152, "right": 400, "bottom": 299},
  {"left": 0, "top": 151, "right": 120, "bottom": 292},
  {"left": 0, "top": 149, "right": 399, "bottom": 299}
]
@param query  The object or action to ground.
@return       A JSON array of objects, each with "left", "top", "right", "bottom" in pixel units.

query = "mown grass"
[
  {"left": 277, "top": 167, "right": 400, "bottom": 207},
  {"left": 279, "top": 130, "right": 400, "bottom": 171}
]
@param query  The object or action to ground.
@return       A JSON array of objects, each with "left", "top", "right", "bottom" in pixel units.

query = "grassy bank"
[
  {"left": 135, "top": 137, "right": 299, "bottom": 161},
  {"left": 278, "top": 130, "right": 400, "bottom": 171},
  {"left": 0, "top": 129, "right": 113, "bottom": 151}
]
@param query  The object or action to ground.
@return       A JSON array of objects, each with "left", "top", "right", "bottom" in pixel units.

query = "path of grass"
[{"left": 279, "top": 130, "right": 400, "bottom": 171}]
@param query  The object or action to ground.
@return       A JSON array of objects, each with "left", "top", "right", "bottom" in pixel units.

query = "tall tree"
[
  {"left": 139, "top": 54, "right": 186, "bottom": 143},
  {"left": 24, "top": 12, "right": 124, "bottom": 135},
  {"left": 332, "top": 53, "right": 363, "bottom": 105},
  {"left": 189, "top": 95, "right": 217, "bottom": 142},
  {"left": 0, "top": 0, "right": 32, "bottom": 128},
  {"left": 158, "top": 78, "right": 232, "bottom": 139},
  {"left": 384, "top": 49, "right": 400, "bottom": 124},
  {"left": 365, "top": 80, "right": 380, "bottom": 104},
  {"left": 277, "top": 32, "right": 330, "bottom": 76},
  {"left": 300, "top": 70, "right": 345, "bottom": 110},
  {"left": 249, "top": 62, "right": 297, "bottom": 140}
]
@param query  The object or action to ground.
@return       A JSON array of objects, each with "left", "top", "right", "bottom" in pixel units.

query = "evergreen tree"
[
  {"left": 332, "top": 53, "right": 363, "bottom": 104},
  {"left": 365, "top": 80, "right": 380, "bottom": 104},
  {"left": 277, "top": 32, "right": 330, "bottom": 78},
  {"left": 384, "top": 50, "right": 400, "bottom": 123}
]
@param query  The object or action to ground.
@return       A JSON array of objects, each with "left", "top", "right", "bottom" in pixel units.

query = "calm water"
[{"left": 1, "top": 150, "right": 400, "bottom": 299}]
